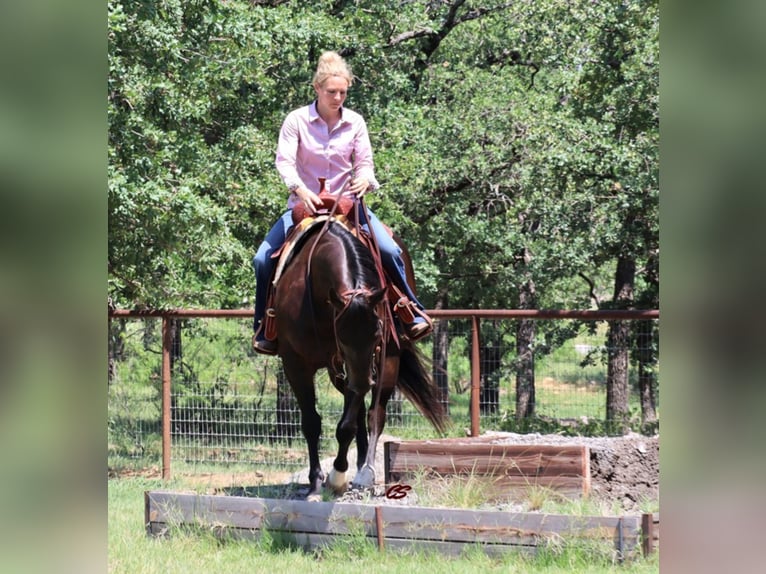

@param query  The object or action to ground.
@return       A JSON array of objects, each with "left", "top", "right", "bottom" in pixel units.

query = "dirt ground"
[{"left": 478, "top": 431, "right": 660, "bottom": 512}]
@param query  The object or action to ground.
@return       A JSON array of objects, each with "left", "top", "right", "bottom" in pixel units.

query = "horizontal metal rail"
[{"left": 109, "top": 308, "right": 659, "bottom": 320}]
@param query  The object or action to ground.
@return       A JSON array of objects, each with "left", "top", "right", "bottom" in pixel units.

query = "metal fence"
[{"left": 107, "top": 309, "right": 658, "bottom": 478}]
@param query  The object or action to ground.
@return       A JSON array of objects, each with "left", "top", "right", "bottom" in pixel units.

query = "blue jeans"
[{"left": 252, "top": 208, "right": 424, "bottom": 333}]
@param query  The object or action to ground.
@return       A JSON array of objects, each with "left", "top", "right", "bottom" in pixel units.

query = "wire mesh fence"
[{"left": 107, "top": 313, "right": 658, "bottom": 475}]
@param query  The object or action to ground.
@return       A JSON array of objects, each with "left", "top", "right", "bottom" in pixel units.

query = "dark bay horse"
[{"left": 273, "top": 219, "right": 448, "bottom": 500}]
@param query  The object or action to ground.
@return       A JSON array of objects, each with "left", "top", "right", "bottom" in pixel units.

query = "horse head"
[{"left": 328, "top": 287, "right": 387, "bottom": 383}]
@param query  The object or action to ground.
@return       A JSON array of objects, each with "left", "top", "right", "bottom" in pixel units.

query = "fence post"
[
  {"left": 641, "top": 512, "right": 655, "bottom": 556},
  {"left": 470, "top": 316, "right": 481, "bottom": 437},
  {"left": 161, "top": 315, "right": 172, "bottom": 480}
]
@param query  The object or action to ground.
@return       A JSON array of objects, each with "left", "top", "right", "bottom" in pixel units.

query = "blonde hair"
[{"left": 312, "top": 51, "right": 354, "bottom": 89}]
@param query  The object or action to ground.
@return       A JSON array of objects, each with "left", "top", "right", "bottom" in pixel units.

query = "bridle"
[
  {"left": 303, "top": 191, "right": 392, "bottom": 423},
  {"left": 330, "top": 287, "right": 383, "bottom": 378}
]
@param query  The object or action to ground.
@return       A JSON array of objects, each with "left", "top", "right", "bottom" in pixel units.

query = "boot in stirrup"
[
  {"left": 393, "top": 293, "right": 432, "bottom": 341},
  {"left": 252, "top": 310, "right": 277, "bottom": 355}
]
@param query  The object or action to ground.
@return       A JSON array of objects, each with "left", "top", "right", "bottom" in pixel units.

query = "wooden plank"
[
  {"left": 582, "top": 444, "right": 591, "bottom": 495},
  {"left": 147, "top": 491, "right": 377, "bottom": 536},
  {"left": 375, "top": 506, "right": 385, "bottom": 551},
  {"left": 386, "top": 442, "right": 587, "bottom": 475},
  {"left": 388, "top": 476, "right": 585, "bottom": 501},
  {"left": 385, "top": 440, "right": 590, "bottom": 497},
  {"left": 641, "top": 513, "right": 652, "bottom": 555},
  {"left": 641, "top": 512, "right": 659, "bottom": 555},
  {"left": 145, "top": 491, "right": 641, "bottom": 557},
  {"left": 379, "top": 505, "right": 639, "bottom": 548}
]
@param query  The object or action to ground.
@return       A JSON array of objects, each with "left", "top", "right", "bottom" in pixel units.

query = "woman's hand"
[
  {"left": 295, "top": 187, "right": 323, "bottom": 214},
  {"left": 346, "top": 177, "right": 370, "bottom": 198}
]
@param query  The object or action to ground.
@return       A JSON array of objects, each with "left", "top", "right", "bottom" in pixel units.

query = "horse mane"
[{"left": 326, "top": 222, "right": 381, "bottom": 292}]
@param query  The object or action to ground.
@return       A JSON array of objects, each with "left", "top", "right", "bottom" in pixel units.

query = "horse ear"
[
  {"left": 368, "top": 287, "right": 387, "bottom": 308},
  {"left": 329, "top": 288, "right": 346, "bottom": 311}
]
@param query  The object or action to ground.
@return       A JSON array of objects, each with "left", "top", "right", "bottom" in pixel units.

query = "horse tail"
[{"left": 396, "top": 340, "right": 450, "bottom": 434}]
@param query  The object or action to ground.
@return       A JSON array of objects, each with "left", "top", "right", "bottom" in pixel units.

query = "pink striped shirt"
[{"left": 275, "top": 101, "right": 380, "bottom": 209}]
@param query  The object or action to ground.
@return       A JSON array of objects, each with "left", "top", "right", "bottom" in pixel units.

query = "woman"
[{"left": 252, "top": 51, "right": 431, "bottom": 355}]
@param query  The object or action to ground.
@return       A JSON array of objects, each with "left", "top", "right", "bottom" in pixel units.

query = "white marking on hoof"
[
  {"left": 306, "top": 493, "right": 323, "bottom": 503},
  {"left": 327, "top": 468, "right": 347, "bottom": 494},
  {"left": 352, "top": 464, "right": 376, "bottom": 489}
]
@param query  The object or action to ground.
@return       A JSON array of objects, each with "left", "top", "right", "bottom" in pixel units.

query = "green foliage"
[
  {"left": 409, "top": 466, "right": 490, "bottom": 509},
  {"left": 109, "top": 0, "right": 658, "bottom": 313},
  {"left": 108, "top": 0, "right": 658, "bottom": 438}
]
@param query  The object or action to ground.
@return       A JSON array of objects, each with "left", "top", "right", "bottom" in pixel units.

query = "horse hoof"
[
  {"left": 306, "top": 493, "right": 323, "bottom": 503},
  {"left": 327, "top": 468, "right": 347, "bottom": 494},
  {"left": 352, "top": 464, "right": 376, "bottom": 489}
]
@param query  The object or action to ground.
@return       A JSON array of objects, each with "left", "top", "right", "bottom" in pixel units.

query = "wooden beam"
[
  {"left": 385, "top": 440, "right": 590, "bottom": 498},
  {"left": 145, "top": 490, "right": 641, "bottom": 558},
  {"left": 642, "top": 512, "right": 659, "bottom": 555}
]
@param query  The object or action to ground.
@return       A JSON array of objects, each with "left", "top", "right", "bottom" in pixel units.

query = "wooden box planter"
[
  {"left": 146, "top": 490, "right": 641, "bottom": 558},
  {"left": 384, "top": 438, "right": 591, "bottom": 499}
]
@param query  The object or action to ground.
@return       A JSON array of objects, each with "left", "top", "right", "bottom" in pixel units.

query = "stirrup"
[
  {"left": 252, "top": 321, "right": 277, "bottom": 355},
  {"left": 391, "top": 291, "right": 433, "bottom": 340},
  {"left": 252, "top": 333, "right": 277, "bottom": 355},
  {"left": 404, "top": 318, "right": 432, "bottom": 341}
]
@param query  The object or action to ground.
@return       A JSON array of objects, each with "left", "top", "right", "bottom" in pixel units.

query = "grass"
[
  {"left": 110, "top": 473, "right": 658, "bottom": 573},
  {"left": 408, "top": 467, "right": 490, "bottom": 509},
  {"left": 402, "top": 465, "right": 659, "bottom": 517}
]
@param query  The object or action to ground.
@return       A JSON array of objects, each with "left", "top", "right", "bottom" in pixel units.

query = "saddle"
[
  {"left": 271, "top": 212, "right": 355, "bottom": 286},
  {"left": 259, "top": 200, "right": 358, "bottom": 342},
  {"left": 261, "top": 183, "right": 427, "bottom": 344},
  {"left": 291, "top": 192, "right": 355, "bottom": 226},
  {"left": 272, "top": 181, "right": 365, "bottom": 285}
]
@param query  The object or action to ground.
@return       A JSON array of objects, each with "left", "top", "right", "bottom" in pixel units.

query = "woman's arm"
[
  {"left": 275, "top": 112, "right": 306, "bottom": 192},
  {"left": 275, "top": 110, "right": 323, "bottom": 212},
  {"left": 350, "top": 119, "right": 381, "bottom": 197}
]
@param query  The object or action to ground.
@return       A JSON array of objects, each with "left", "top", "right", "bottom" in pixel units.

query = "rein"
[
  {"left": 330, "top": 287, "right": 380, "bottom": 375},
  {"left": 301, "top": 191, "right": 392, "bottom": 427},
  {"left": 302, "top": 188, "right": 345, "bottom": 345},
  {"left": 353, "top": 197, "right": 394, "bottom": 435}
]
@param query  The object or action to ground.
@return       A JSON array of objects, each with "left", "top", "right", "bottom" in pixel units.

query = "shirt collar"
[{"left": 310, "top": 100, "right": 345, "bottom": 125}]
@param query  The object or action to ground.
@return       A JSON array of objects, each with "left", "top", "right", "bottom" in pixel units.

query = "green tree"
[{"left": 108, "top": 0, "right": 658, "bottom": 429}]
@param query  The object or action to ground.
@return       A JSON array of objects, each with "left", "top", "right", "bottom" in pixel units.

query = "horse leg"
[
  {"left": 282, "top": 361, "right": 324, "bottom": 501},
  {"left": 354, "top": 402, "right": 369, "bottom": 472},
  {"left": 352, "top": 355, "right": 399, "bottom": 489},
  {"left": 328, "top": 388, "right": 367, "bottom": 494}
]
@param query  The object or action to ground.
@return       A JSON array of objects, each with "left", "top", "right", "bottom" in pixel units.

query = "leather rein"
[{"left": 302, "top": 193, "right": 395, "bottom": 390}]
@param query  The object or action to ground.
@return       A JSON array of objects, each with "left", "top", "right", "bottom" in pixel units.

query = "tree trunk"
[
  {"left": 637, "top": 249, "right": 659, "bottom": 427},
  {"left": 432, "top": 288, "right": 450, "bottom": 415},
  {"left": 637, "top": 320, "right": 658, "bottom": 425},
  {"left": 515, "top": 276, "right": 537, "bottom": 419},
  {"left": 142, "top": 318, "right": 156, "bottom": 351},
  {"left": 479, "top": 331, "right": 501, "bottom": 415},
  {"left": 170, "top": 318, "right": 182, "bottom": 378},
  {"left": 606, "top": 256, "right": 635, "bottom": 433},
  {"left": 108, "top": 318, "right": 126, "bottom": 384}
]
